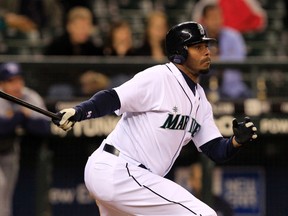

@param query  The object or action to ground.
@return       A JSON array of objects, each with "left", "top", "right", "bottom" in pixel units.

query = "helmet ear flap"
[{"left": 170, "top": 46, "right": 188, "bottom": 64}]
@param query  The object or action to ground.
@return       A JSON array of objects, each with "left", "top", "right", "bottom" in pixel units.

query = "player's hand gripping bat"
[{"left": 0, "top": 90, "right": 61, "bottom": 120}]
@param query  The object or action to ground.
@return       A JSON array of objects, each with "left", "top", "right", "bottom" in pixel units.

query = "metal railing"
[{"left": 0, "top": 55, "right": 287, "bottom": 99}]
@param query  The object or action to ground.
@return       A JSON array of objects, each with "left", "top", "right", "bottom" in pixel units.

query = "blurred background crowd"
[
  {"left": 0, "top": 0, "right": 286, "bottom": 57},
  {"left": 0, "top": 0, "right": 288, "bottom": 216},
  {"left": 1, "top": 0, "right": 287, "bottom": 100}
]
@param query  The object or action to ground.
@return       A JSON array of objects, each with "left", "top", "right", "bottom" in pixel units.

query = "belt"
[{"left": 103, "top": 144, "right": 147, "bottom": 170}]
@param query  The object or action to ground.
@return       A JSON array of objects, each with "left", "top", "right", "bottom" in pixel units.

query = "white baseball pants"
[{"left": 84, "top": 143, "right": 217, "bottom": 216}]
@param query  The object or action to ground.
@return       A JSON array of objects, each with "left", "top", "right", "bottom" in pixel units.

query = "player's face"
[
  {"left": 1, "top": 76, "right": 24, "bottom": 98},
  {"left": 184, "top": 42, "right": 211, "bottom": 76}
]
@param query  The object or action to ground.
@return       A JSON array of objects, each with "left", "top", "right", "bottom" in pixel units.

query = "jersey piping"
[{"left": 165, "top": 64, "right": 194, "bottom": 175}]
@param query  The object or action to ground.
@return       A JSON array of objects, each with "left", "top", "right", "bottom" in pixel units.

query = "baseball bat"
[{"left": 0, "top": 90, "right": 61, "bottom": 120}]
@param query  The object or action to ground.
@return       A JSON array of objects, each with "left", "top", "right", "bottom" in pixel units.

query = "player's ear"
[{"left": 170, "top": 46, "right": 188, "bottom": 64}]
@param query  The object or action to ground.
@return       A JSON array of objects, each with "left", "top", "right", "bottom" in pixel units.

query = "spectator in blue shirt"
[{"left": 196, "top": 3, "right": 252, "bottom": 99}]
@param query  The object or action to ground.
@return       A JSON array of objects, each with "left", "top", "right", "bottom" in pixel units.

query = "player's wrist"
[
  {"left": 72, "top": 107, "right": 82, "bottom": 121},
  {"left": 232, "top": 136, "right": 242, "bottom": 148}
]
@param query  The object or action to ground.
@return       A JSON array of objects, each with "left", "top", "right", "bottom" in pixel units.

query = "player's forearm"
[
  {"left": 200, "top": 137, "right": 240, "bottom": 163},
  {"left": 73, "top": 89, "right": 121, "bottom": 121}
]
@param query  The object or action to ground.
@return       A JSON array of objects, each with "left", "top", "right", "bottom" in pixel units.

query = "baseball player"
[
  {"left": 0, "top": 62, "right": 50, "bottom": 216},
  {"left": 53, "top": 21, "right": 257, "bottom": 216}
]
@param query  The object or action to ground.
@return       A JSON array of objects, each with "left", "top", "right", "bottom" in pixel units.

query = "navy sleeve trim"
[
  {"left": 73, "top": 89, "right": 121, "bottom": 121},
  {"left": 200, "top": 137, "right": 240, "bottom": 163}
]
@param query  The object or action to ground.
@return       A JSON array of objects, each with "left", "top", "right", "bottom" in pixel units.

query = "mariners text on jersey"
[{"left": 160, "top": 113, "right": 201, "bottom": 137}]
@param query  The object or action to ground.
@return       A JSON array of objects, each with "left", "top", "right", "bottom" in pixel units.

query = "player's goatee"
[{"left": 200, "top": 69, "right": 210, "bottom": 74}]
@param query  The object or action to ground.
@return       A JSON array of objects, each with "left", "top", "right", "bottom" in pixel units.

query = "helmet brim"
[{"left": 187, "top": 37, "right": 217, "bottom": 46}]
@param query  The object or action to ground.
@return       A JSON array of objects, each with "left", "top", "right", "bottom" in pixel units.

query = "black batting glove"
[{"left": 232, "top": 116, "right": 258, "bottom": 145}]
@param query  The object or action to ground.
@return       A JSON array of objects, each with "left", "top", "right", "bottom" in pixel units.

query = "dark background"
[{"left": 7, "top": 57, "right": 288, "bottom": 216}]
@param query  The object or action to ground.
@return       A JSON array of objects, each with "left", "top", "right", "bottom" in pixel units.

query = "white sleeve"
[
  {"left": 192, "top": 91, "right": 222, "bottom": 150},
  {"left": 114, "top": 66, "right": 165, "bottom": 115}
]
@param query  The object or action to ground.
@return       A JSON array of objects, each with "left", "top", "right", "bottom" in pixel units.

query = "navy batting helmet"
[
  {"left": 165, "top": 21, "right": 216, "bottom": 64},
  {"left": 0, "top": 62, "right": 23, "bottom": 81}
]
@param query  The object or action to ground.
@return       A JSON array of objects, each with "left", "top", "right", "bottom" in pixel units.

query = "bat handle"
[
  {"left": 0, "top": 90, "right": 61, "bottom": 120},
  {"left": 50, "top": 112, "right": 63, "bottom": 120},
  {"left": 51, "top": 112, "right": 65, "bottom": 126}
]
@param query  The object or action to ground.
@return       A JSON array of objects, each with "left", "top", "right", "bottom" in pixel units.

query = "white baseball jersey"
[{"left": 105, "top": 62, "right": 222, "bottom": 176}]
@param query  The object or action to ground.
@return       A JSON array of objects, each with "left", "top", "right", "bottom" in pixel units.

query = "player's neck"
[{"left": 176, "top": 64, "right": 199, "bottom": 83}]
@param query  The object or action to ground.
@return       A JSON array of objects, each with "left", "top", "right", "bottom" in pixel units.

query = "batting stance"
[{"left": 53, "top": 21, "right": 257, "bottom": 216}]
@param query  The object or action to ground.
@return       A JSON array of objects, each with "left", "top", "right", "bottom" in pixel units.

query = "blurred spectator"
[
  {"left": 188, "top": 163, "right": 234, "bottom": 216},
  {"left": 218, "top": 0, "right": 266, "bottom": 33},
  {"left": 78, "top": 70, "right": 110, "bottom": 97},
  {"left": 103, "top": 20, "right": 135, "bottom": 57},
  {"left": 58, "top": 0, "right": 95, "bottom": 25},
  {"left": 0, "top": 0, "right": 63, "bottom": 54},
  {"left": 0, "top": 62, "right": 50, "bottom": 216},
  {"left": 47, "top": 70, "right": 111, "bottom": 100},
  {"left": 0, "top": 5, "right": 37, "bottom": 33},
  {"left": 102, "top": 20, "right": 135, "bottom": 88},
  {"left": 44, "top": 6, "right": 103, "bottom": 56},
  {"left": 195, "top": 2, "right": 252, "bottom": 99},
  {"left": 134, "top": 10, "right": 168, "bottom": 62},
  {"left": 192, "top": 0, "right": 266, "bottom": 33}
]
